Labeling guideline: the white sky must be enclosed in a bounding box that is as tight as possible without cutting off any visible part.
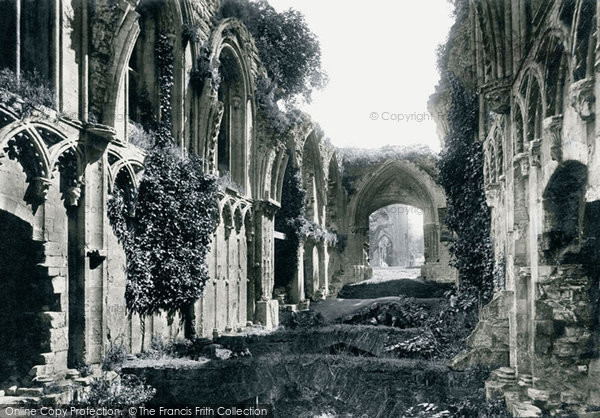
[267,0,454,152]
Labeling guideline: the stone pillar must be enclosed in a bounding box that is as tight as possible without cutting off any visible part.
[83,148,107,364]
[303,240,316,299]
[317,241,329,299]
[289,239,305,304]
[253,201,279,328]
[510,154,533,382]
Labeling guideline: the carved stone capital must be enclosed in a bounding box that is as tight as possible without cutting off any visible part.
[569,78,595,121]
[513,152,529,177]
[485,183,500,208]
[85,123,117,162]
[62,182,83,208]
[528,139,542,167]
[542,115,563,162]
[482,78,512,114]
[24,177,52,213]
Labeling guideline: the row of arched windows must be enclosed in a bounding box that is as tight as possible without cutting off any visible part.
[0,0,253,196]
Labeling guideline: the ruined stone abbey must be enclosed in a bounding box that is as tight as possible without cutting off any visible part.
[0,0,453,389]
[6,0,600,414]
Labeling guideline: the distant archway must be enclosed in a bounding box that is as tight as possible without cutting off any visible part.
[343,160,451,283]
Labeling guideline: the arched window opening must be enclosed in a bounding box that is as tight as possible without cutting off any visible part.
[127,11,159,128]
[527,80,543,143]
[0,0,55,92]
[368,204,424,272]
[216,47,247,192]
[496,130,504,177]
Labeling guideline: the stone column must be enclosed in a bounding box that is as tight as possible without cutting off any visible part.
[317,241,329,299]
[511,154,533,383]
[289,238,306,304]
[253,201,279,328]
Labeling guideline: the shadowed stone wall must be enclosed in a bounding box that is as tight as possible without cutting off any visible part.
[431,0,600,414]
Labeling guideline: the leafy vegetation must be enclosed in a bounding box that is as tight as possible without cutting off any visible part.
[128,122,154,150]
[108,142,219,340]
[338,145,439,195]
[274,160,306,288]
[342,297,429,329]
[109,30,220,341]
[437,74,494,300]
[189,42,222,97]
[0,68,55,114]
[77,374,156,407]
[255,76,305,134]
[102,340,129,372]
[219,0,327,103]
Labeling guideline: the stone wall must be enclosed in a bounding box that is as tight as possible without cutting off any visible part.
[0,0,289,387]
[432,0,600,413]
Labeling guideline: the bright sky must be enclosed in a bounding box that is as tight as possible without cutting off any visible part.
[267,0,454,152]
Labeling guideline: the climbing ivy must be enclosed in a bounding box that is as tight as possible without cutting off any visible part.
[109,29,220,340]
[274,160,306,286]
[437,74,494,300]
[108,143,219,338]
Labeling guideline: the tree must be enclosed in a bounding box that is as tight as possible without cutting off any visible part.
[220,0,328,103]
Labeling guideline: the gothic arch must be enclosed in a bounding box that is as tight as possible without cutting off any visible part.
[0,120,53,212]
[302,130,326,224]
[107,148,144,193]
[570,0,596,81]
[198,18,257,195]
[535,32,569,116]
[350,160,441,230]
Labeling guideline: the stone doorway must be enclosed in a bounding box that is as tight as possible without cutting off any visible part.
[368,204,424,269]
[0,210,46,382]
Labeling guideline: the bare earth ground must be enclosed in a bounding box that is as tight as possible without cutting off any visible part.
[124,268,500,417]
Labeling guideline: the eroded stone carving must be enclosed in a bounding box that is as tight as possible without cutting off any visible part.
[569,78,595,121]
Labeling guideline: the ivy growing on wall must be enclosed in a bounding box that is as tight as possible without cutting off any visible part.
[108,30,219,341]
[0,68,55,115]
[275,155,337,290]
[108,144,219,340]
[437,74,494,300]
[274,160,306,287]
[189,42,222,97]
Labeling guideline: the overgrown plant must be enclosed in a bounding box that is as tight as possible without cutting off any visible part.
[108,142,219,341]
[274,160,306,287]
[108,29,220,342]
[0,68,55,114]
[255,76,304,135]
[437,74,494,301]
[77,374,156,407]
[102,340,129,371]
[219,0,327,103]
[190,42,222,96]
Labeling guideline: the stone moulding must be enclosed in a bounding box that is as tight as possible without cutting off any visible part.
[569,78,595,121]
[485,182,500,207]
[529,138,542,167]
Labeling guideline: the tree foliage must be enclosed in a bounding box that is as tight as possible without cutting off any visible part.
[219,0,327,103]
[437,75,494,299]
